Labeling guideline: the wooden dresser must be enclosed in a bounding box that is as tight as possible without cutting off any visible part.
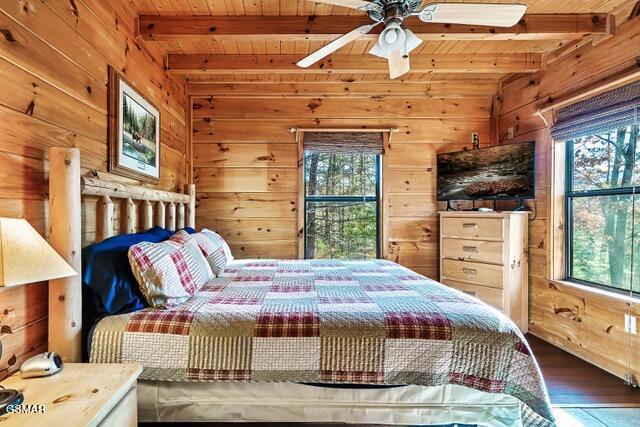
[439,211,529,331]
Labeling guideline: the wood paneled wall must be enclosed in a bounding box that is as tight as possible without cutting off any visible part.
[0,0,187,379]
[498,15,640,381]
[191,81,494,277]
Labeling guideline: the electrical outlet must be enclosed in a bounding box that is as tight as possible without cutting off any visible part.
[624,314,637,334]
[471,132,479,144]
[508,127,515,139]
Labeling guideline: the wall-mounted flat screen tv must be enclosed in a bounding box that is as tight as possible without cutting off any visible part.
[436,141,535,201]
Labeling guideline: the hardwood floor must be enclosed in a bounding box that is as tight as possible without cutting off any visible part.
[527,334,640,406]
[553,408,640,426]
[527,334,640,426]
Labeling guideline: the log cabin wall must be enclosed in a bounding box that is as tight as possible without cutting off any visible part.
[0,1,187,379]
[498,14,640,380]
[190,82,494,276]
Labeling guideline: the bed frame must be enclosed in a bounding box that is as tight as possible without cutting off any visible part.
[47,147,523,425]
[48,147,196,362]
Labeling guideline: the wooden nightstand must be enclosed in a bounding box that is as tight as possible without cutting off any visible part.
[0,363,142,427]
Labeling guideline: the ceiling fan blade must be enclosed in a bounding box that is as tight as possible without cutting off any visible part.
[419,3,527,27]
[388,49,410,79]
[404,29,423,55]
[297,23,379,68]
[306,0,381,11]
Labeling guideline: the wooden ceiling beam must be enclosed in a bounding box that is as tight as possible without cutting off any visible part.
[186,81,499,97]
[168,54,544,75]
[137,14,610,41]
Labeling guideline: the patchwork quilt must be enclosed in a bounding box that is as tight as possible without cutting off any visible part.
[90,259,554,426]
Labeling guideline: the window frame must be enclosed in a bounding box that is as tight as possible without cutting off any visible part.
[564,137,639,297]
[302,151,382,260]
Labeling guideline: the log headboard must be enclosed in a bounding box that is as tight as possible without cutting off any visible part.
[81,176,196,244]
[48,147,196,362]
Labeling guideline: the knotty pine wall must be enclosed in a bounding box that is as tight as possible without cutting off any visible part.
[0,1,187,379]
[190,82,494,278]
[498,15,640,380]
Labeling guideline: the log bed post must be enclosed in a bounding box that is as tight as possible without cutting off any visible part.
[141,200,153,230]
[167,202,177,231]
[155,200,166,228]
[49,147,82,362]
[122,198,136,234]
[97,195,114,241]
[186,184,196,229]
[177,203,186,229]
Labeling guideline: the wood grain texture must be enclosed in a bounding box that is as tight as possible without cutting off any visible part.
[0,363,142,426]
[48,148,82,363]
[139,14,610,41]
[0,0,187,379]
[498,15,640,381]
[187,81,499,97]
[193,86,488,271]
[193,96,492,119]
[170,53,543,75]
[129,0,631,83]
[193,118,490,144]
[193,143,298,168]
[528,334,640,406]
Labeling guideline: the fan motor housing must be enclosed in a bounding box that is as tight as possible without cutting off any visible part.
[368,0,423,22]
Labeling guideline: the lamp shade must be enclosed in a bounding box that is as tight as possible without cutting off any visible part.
[0,217,76,287]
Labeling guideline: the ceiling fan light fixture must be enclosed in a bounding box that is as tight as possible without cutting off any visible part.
[369,41,387,59]
[385,31,398,44]
[374,21,406,55]
[403,28,423,56]
[370,25,422,60]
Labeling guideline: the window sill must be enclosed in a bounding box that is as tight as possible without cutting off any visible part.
[550,279,640,304]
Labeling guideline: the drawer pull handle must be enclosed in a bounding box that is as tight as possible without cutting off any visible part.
[462,246,478,253]
[463,290,476,296]
[462,268,477,275]
[462,223,478,229]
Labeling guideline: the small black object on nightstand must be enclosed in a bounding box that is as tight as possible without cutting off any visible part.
[0,386,24,415]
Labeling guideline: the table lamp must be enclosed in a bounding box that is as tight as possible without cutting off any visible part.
[0,217,76,414]
[0,217,76,358]
[0,217,76,287]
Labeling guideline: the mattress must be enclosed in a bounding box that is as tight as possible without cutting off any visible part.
[138,381,523,426]
[90,259,554,426]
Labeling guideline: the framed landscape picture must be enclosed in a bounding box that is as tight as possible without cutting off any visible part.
[108,66,160,184]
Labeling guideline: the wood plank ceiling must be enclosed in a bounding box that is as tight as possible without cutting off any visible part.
[131,0,632,83]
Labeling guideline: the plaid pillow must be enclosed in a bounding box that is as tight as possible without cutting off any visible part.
[129,232,213,308]
[185,229,234,276]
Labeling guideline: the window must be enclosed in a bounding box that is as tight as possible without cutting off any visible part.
[566,124,640,295]
[304,151,381,259]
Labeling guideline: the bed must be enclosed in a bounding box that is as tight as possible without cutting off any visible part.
[89,258,554,426]
[46,155,553,427]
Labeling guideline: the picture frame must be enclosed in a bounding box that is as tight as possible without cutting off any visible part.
[108,66,161,184]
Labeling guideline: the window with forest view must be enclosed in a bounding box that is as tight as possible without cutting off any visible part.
[304,151,380,259]
[566,123,640,295]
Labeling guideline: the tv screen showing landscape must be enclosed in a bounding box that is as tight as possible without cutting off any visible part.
[437,141,535,201]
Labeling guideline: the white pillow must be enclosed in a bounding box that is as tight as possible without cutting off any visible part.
[180,229,234,276]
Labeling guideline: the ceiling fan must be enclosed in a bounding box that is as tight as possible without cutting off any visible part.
[297,1,527,79]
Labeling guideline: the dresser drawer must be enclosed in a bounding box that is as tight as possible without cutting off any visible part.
[441,259,503,289]
[441,217,503,240]
[441,238,504,265]
[443,279,504,310]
